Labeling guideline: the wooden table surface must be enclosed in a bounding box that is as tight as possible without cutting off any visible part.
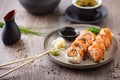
[0,0,120,80]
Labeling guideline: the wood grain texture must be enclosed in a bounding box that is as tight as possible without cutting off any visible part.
[0,0,120,80]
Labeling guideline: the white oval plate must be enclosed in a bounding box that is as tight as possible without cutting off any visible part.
[44,24,118,69]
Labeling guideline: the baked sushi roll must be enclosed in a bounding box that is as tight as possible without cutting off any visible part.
[96,35,111,49]
[71,41,87,53]
[99,28,113,43]
[66,46,84,64]
[80,30,96,41]
[75,36,93,47]
[88,42,104,63]
[95,39,106,54]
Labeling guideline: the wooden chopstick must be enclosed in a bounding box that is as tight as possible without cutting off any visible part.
[0,49,52,78]
[0,48,63,78]
[0,55,38,67]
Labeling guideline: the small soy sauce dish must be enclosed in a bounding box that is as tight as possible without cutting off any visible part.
[59,27,79,41]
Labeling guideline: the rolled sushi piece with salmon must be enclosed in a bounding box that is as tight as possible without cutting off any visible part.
[96,35,111,49]
[99,28,113,43]
[66,46,84,64]
[75,36,93,47]
[88,42,104,63]
[75,30,97,47]
[71,41,87,53]
[95,39,106,54]
[80,30,96,41]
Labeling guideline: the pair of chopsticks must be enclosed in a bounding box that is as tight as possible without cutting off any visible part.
[0,48,63,78]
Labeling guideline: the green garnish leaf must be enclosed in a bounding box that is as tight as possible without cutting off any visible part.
[19,27,40,35]
[51,48,60,56]
[87,27,101,35]
[0,22,4,28]
[0,21,40,36]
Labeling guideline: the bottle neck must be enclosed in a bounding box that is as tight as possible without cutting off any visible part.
[4,18,15,24]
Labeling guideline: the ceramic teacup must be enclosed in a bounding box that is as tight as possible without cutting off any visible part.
[72,0,102,21]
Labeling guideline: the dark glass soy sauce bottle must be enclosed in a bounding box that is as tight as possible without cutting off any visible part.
[1,10,21,45]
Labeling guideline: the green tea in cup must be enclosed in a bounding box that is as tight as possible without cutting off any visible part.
[76,0,98,7]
